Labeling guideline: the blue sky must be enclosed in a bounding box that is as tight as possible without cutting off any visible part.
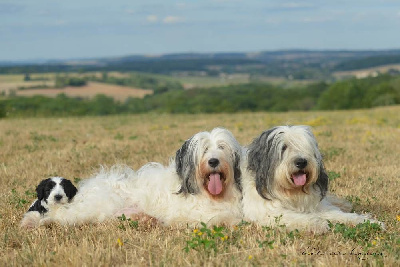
[1,0,399,61]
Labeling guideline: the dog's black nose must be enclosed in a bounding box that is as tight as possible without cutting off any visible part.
[54,195,63,201]
[208,158,220,168]
[295,158,308,169]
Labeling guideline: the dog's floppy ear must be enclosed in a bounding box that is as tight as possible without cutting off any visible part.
[175,137,198,194]
[36,178,51,201]
[303,126,329,199]
[60,179,78,201]
[247,127,278,200]
[233,152,242,192]
[315,162,329,199]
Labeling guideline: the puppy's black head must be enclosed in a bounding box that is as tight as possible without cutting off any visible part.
[60,178,78,201]
[36,178,56,202]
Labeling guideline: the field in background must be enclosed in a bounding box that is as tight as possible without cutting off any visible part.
[333,64,400,79]
[0,73,152,101]
[15,82,152,101]
[0,107,399,265]
[0,71,311,99]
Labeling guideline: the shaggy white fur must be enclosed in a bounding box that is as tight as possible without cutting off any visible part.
[37,128,243,227]
[241,125,383,233]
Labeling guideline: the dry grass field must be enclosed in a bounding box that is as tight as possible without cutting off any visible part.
[0,107,399,266]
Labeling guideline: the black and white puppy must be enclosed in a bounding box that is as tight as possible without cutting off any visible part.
[20,177,77,228]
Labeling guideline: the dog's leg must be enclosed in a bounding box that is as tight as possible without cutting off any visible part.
[317,199,385,229]
[325,194,353,212]
[278,211,330,234]
[257,207,330,234]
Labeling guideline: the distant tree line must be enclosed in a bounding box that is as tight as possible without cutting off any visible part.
[334,55,400,71]
[55,75,87,87]
[0,59,257,75]
[1,74,399,118]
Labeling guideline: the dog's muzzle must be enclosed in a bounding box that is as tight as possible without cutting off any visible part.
[292,158,308,186]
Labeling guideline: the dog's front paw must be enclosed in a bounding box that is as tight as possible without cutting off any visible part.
[38,216,54,226]
[307,218,330,234]
[20,211,41,229]
[362,215,385,230]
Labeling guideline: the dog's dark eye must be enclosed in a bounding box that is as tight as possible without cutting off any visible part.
[203,147,209,154]
[218,144,225,150]
[282,145,287,153]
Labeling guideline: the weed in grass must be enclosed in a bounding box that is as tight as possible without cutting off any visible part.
[316,130,332,137]
[327,170,341,181]
[184,222,229,254]
[116,238,124,248]
[257,234,275,249]
[118,214,138,230]
[129,135,138,140]
[5,130,19,136]
[322,147,345,161]
[114,132,124,140]
[24,189,36,198]
[73,177,81,184]
[329,221,383,248]
[281,229,301,245]
[256,217,288,249]
[30,131,57,142]
[10,189,28,208]
[24,144,39,152]
[345,195,362,210]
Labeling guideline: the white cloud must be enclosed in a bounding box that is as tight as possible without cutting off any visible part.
[301,16,332,23]
[146,15,158,23]
[54,20,68,26]
[265,17,282,25]
[163,16,184,24]
[125,9,135,15]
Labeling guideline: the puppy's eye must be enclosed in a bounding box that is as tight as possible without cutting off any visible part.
[203,147,209,154]
[218,145,225,150]
[282,145,287,152]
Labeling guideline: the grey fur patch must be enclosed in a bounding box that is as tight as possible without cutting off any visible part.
[314,161,329,199]
[247,127,279,199]
[233,152,242,192]
[175,137,199,195]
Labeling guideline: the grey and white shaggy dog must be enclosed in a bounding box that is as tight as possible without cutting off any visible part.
[241,125,383,233]
[20,177,78,228]
[22,127,243,228]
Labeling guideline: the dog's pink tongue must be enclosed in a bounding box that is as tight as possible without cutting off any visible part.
[208,173,223,195]
[292,173,307,186]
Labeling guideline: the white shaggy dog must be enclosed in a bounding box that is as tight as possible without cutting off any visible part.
[20,177,77,228]
[241,125,383,233]
[35,127,243,227]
